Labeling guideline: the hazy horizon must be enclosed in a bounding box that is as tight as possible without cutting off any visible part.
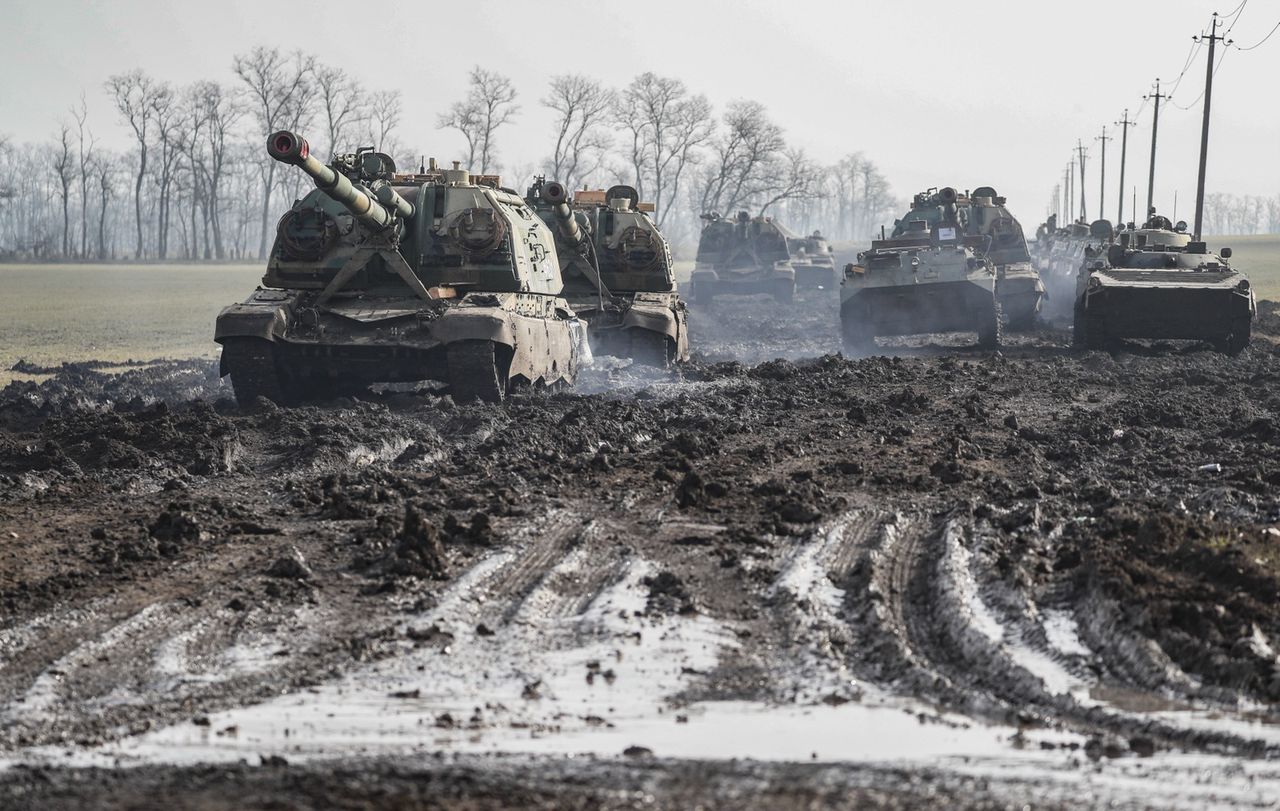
[3,0,1277,226]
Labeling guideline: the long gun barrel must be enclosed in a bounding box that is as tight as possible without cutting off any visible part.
[542,181,584,246]
[267,131,413,231]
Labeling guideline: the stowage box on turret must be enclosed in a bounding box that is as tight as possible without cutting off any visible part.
[841,187,1001,353]
[1073,212,1254,353]
[526,180,688,367]
[214,132,588,405]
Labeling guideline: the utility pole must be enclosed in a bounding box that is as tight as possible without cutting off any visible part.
[1076,140,1089,221]
[1063,167,1071,223]
[1067,158,1075,223]
[1095,126,1113,223]
[1193,13,1230,239]
[1144,79,1168,217]
[1115,109,1135,224]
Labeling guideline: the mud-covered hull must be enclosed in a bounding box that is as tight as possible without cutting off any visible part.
[996,263,1045,329]
[792,260,837,289]
[215,288,585,403]
[841,278,998,338]
[691,263,796,303]
[567,291,690,367]
[1074,272,1254,351]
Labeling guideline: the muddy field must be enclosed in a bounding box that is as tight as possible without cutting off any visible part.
[4,291,1280,809]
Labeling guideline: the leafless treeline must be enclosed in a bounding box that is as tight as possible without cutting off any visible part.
[1200,193,1280,237]
[0,53,901,261]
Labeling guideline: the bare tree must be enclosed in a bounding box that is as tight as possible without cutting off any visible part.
[438,67,518,173]
[366,89,402,153]
[313,64,364,158]
[757,148,820,214]
[106,70,165,258]
[95,155,116,259]
[233,47,315,260]
[615,73,713,228]
[184,81,242,260]
[150,86,181,260]
[696,100,785,216]
[71,96,96,258]
[52,124,75,256]
[543,74,614,191]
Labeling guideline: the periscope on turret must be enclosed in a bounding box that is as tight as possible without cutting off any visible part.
[525,179,688,367]
[214,131,589,405]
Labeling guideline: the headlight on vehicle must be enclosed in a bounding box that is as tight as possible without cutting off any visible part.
[1237,278,1251,292]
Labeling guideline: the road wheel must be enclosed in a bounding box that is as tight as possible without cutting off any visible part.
[446,340,507,403]
[977,299,1003,348]
[221,338,289,408]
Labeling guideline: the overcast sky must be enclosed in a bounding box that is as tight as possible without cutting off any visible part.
[3,0,1277,226]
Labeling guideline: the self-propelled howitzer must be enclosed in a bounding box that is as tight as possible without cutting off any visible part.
[214,131,588,405]
[526,179,689,366]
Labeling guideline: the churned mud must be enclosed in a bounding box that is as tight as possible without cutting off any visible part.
[4,292,1280,809]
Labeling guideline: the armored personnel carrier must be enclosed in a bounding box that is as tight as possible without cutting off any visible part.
[525,179,688,367]
[841,201,1001,353]
[691,212,796,304]
[784,228,838,288]
[891,187,1044,328]
[1073,212,1253,354]
[1042,219,1111,321]
[215,131,587,405]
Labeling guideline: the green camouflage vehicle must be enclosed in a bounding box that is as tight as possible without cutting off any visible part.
[525,179,689,367]
[841,198,1001,353]
[1073,212,1254,354]
[891,187,1044,328]
[215,131,588,405]
[691,211,796,304]
[784,227,838,289]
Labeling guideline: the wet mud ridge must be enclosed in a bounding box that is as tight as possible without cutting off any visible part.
[4,293,1280,808]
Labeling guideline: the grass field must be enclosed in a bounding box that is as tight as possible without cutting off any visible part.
[0,263,262,385]
[1,238,1277,386]
[1205,234,1280,300]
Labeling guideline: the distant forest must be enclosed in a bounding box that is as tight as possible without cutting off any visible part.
[0,48,904,262]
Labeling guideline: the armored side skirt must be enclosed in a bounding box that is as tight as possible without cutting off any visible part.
[841,280,995,337]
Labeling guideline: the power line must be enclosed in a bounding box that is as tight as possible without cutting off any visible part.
[1220,0,1248,20]
[1172,46,1228,110]
[1222,0,1249,35]
[1233,17,1280,50]
[1166,38,1205,99]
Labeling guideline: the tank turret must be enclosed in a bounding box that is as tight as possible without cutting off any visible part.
[267,131,413,233]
